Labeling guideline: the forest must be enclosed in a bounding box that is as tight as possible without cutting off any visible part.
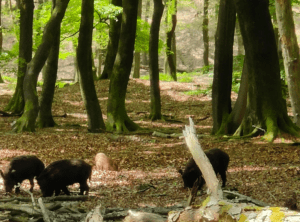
[1,0,300,221]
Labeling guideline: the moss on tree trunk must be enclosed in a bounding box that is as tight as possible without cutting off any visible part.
[12,0,70,132]
[5,0,33,114]
[233,0,299,141]
[106,0,139,132]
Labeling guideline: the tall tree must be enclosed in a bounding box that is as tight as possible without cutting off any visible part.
[275,0,300,127]
[5,0,33,114]
[106,0,139,132]
[133,0,142,79]
[36,0,60,128]
[99,0,122,80]
[164,0,177,81]
[0,0,3,84]
[232,0,299,141]
[149,0,164,120]
[212,0,236,134]
[142,0,150,65]
[12,0,70,132]
[203,0,209,66]
[77,0,105,132]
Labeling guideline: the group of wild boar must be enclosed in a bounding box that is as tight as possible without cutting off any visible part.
[0,148,230,196]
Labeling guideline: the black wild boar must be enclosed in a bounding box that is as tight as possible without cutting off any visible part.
[37,159,92,197]
[0,155,45,193]
[178,148,229,189]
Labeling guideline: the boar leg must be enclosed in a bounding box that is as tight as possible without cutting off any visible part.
[29,178,34,192]
[61,186,70,195]
[79,182,89,195]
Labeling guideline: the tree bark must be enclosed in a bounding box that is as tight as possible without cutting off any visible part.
[36,0,59,128]
[11,0,70,132]
[106,0,139,132]
[142,0,150,66]
[203,0,209,66]
[275,0,300,127]
[165,0,177,81]
[226,57,248,134]
[234,0,299,141]
[212,0,236,135]
[99,0,122,80]
[133,0,142,79]
[77,0,105,132]
[149,0,164,120]
[4,0,33,114]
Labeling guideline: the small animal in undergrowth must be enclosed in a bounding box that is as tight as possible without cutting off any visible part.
[37,159,92,197]
[178,148,229,190]
[0,155,45,193]
[94,153,118,171]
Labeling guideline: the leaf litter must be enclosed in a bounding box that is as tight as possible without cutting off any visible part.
[0,77,300,211]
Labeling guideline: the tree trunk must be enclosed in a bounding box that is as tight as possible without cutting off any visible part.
[4,0,33,114]
[212,0,236,135]
[133,0,142,79]
[11,0,70,132]
[142,0,150,66]
[99,0,122,80]
[203,0,209,66]
[106,0,139,132]
[0,0,3,83]
[234,0,299,141]
[275,0,300,127]
[165,0,177,81]
[77,0,105,132]
[221,56,248,134]
[149,0,164,121]
[36,0,59,128]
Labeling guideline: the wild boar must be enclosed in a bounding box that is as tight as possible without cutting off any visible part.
[0,155,45,193]
[37,159,92,197]
[178,148,229,189]
[94,153,118,171]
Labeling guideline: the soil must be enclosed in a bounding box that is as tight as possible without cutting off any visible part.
[1,76,300,213]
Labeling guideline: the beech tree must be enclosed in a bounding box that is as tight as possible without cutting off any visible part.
[133,0,142,79]
[99,0,122,80]
[5,0,33,114]
[106,0,139,132]
[149,0,164,120]
[77,0,105,132]
[202,0,209,66]
[212,0,236,134]
[164,0,177,81]
[37,0,60,128]
[232,0,299,141]
[12,0,70,132]
[275,0,300,127]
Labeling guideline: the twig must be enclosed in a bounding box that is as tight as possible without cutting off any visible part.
[38,198,51,222]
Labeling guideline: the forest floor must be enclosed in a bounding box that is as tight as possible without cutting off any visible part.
[0,75,300,212]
